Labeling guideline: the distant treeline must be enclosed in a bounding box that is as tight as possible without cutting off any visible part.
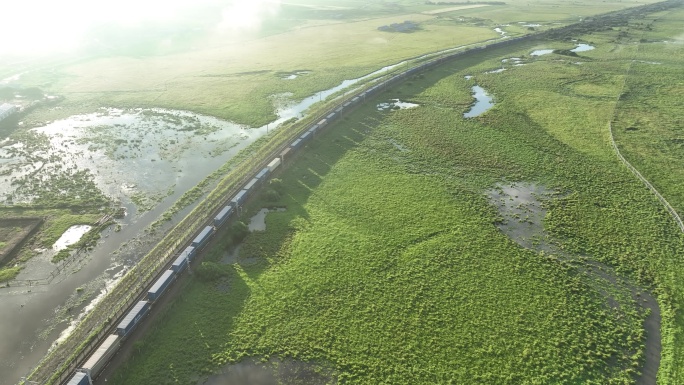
[424,1,506,5]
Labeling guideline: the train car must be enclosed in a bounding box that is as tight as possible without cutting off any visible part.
[191,226,214,249]
[267,158,281,172]
[343,101,351,108]
[299,131,312,143]
[116,301,150,337]
[214,205,234,228]
[351,96,359,104]
[231,190,248,208]
[335,107,344,114]
[67,371,89,385]
[290,138,303,150]
[80,334,121,380]
[317,118,327,128]
[255,167,270,181]
[307,126,317,136]
[183,245,196,261]
[245,177,260,192]
[148,270,175,302]
[326,112,336,120]
[279,148,291,162]
[171,251,189,273]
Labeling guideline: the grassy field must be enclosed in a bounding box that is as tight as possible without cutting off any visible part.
[608,7,684,382]
[14,0,661,128]
[107,4,684,383]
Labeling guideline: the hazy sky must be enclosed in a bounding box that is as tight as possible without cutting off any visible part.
[0,0,281,55]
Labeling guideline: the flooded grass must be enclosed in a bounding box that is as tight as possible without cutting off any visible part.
[487,182,555,252]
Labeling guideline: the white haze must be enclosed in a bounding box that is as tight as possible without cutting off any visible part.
[0,0,282,56]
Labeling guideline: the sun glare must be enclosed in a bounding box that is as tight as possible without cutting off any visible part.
[217,0,281,33]
[0,0,278,56]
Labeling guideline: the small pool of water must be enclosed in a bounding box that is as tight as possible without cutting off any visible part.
[530,49,554,56]
[464,86,494,118]
[464,75,473,80]
[248,207,286,232]
[280,70,311,80]
[485,68,506,74]
[377,99,420,111]
[52,225,92,251]
[571,43,595,52]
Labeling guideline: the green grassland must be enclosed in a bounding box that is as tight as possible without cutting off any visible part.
[108,5,684,383]
[608,7,684,382]
[16,0,661,128]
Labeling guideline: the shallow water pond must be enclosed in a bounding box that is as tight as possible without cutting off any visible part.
[53,225,92,251]
[571,43,595,52]
[464,86,494,118]
[376,99,419,111]
[280,70,311,80]
[530,49,554,56]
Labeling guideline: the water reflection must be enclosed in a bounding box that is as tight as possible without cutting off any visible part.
[464,86,494,118]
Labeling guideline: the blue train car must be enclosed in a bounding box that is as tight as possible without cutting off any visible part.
[326,112,336,120]
[343,101,351,108]
[317,118,327,128]
[351,96,360,104]
[116,301,150,337]
[148,270,175,302]
[308,124,319,134]
[231,190,248,207]
[192,226,214,249]
[335,107,344,114]
[172,252,189,273]
[182,245,196,261]
[290,138,303,149]
[214,205,233,228]
[256,167,270,181]
[300,131,312,143]
[67,372,89,385]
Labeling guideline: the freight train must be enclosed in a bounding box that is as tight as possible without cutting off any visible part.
[64,35,531,385]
